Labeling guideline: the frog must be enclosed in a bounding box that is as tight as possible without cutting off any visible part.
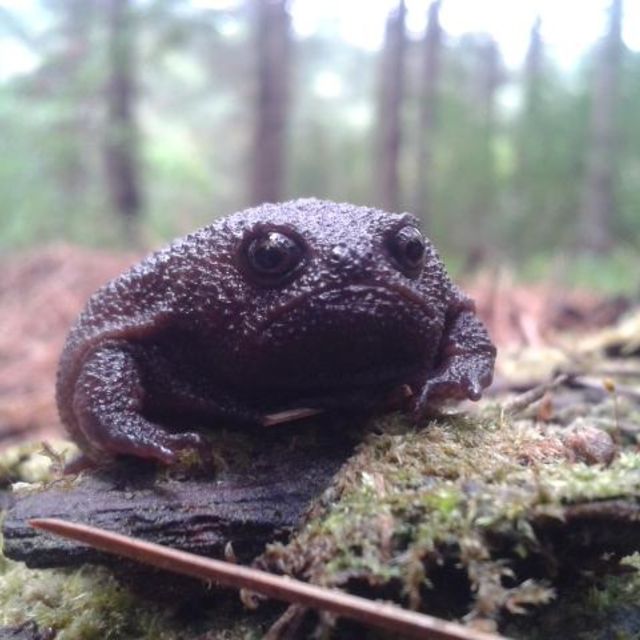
[56,198,496,465]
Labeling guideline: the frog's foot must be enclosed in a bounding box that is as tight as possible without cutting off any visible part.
[72,343,209,466]
[411,375,485,424]
[65,428,208,468]
[79,415,207,465]
[115,429,208,465]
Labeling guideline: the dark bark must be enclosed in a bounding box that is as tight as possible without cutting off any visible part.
[2,433,353,570]
[56,0,96,226]
[413,0,442,228]
[463,37,500,269]
[104,0,142,242]
[250,0,292,206]
[578,0,624,254]
[376,0,407,213]
[524,16,543,118]
[533,499,640,560]
[478,38,500,149]
[513,16,543,216]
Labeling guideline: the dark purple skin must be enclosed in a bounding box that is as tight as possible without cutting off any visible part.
[56,199,496,465]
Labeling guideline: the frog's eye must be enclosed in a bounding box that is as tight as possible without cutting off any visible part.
[388,226,426,275]
[246,231,304,283]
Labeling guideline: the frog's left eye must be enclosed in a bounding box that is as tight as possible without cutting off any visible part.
[245,231,304,283]
[388,226,426,275]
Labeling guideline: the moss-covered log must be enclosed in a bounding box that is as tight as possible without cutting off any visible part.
[257,412,640,626]
[2,381,640,639]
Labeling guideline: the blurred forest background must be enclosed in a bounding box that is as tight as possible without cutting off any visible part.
[0,0,639,291]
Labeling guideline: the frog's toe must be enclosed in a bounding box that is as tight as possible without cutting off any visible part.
[85,423,203,466]
[465,378,483,401]
[161,431,210,464]
[121,437,180,465]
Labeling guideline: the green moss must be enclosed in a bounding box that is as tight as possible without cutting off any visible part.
[0,441,76,488]
[0,562,182,639]
[0,557,272,639]
[259,410,640,621]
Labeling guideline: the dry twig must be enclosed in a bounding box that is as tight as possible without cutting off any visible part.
[568,375,640,403]
[262,408,322,427]
[502,374,569,416]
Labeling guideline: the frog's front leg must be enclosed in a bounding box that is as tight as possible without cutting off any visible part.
[413,303,496,422]
[71,342,207,465]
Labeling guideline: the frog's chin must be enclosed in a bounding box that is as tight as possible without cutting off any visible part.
[247,284,440,391]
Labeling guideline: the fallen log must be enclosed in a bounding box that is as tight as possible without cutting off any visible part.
[2,429,354,570]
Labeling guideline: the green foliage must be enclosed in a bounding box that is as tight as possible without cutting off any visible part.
[0,1,639,268]
[617,51,640,242]
[517,247,640,295]
[505,64,590,254]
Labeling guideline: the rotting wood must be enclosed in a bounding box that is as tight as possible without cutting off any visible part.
[532,499,640,558]
[3,431,354,569]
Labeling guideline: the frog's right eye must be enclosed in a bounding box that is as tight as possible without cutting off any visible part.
[387,226,426,277]
[244,231,305,285]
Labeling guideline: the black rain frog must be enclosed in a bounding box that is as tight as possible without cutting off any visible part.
[57,199,496,464]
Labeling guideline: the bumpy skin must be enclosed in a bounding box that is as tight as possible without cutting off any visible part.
[56,199,496,464]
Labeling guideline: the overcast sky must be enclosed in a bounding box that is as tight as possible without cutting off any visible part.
[1,0,638,81]
[290,0,638,68]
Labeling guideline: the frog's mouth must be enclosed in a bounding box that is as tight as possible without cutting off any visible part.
[250,283,441,391]
[261,283,432,328]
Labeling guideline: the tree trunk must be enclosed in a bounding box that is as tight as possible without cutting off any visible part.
[478,38,500,148]
[578,0,623,254]
[513,16,543,217]
[517,15,543,177]
[376,0,407,213]
[104,0,142,243]
[56,0,96,231]
[413,0,442,229]
[464,37,500,269]
[250,0,292,206]
[523,15,543,120]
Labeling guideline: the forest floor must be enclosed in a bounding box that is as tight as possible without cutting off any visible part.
[1,246,640,640]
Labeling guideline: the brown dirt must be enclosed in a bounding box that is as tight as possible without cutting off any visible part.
[0,245,137,447]
[468,271,633,349]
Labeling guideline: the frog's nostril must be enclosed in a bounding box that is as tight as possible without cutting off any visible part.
[330,244,350,263]
[330,244,375,278]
